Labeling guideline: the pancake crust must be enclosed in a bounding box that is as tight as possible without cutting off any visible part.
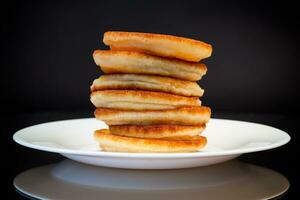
[93,50,207,81]
[94,106,211,125]
[90,90,201,110]
[94,129,207,153]
[103,31,212,62]
[109,125,206,140]
[91,74,204,97]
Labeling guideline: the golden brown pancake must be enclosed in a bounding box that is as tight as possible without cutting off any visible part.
[93,50,207,81]
[94,129,207,153]
[94,106,211,125]
[91,74,204,97]
[103,31,212,62]
[90,90,201,110]
[109,125,206,140]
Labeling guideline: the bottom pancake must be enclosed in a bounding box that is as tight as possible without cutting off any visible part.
[109,125,206,140]
[94,129,207,153]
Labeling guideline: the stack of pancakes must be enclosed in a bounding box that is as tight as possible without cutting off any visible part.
[91,31,212,153]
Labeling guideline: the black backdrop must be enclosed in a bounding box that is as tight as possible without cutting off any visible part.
[2,0,300,198]
[2,0,299,114]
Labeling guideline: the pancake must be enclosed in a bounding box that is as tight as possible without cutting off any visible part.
[91,74,204,97]
[94,106,211,125]
[90,90,201,110]
[103,31,212,62]
[93,50,207,81]
[109,125,206,140]
[94,129,207,153]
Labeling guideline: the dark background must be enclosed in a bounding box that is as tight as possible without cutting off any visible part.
[1,0,299,199]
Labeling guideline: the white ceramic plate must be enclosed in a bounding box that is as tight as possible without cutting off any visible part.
[13,118,290,169]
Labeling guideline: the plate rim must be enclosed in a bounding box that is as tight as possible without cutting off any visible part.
[13,118,291,158]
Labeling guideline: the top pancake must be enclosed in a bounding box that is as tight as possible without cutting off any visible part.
[93,50,207,81]
[103,31,212,62]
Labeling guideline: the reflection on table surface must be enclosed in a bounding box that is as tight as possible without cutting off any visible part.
[14,159,289,200]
